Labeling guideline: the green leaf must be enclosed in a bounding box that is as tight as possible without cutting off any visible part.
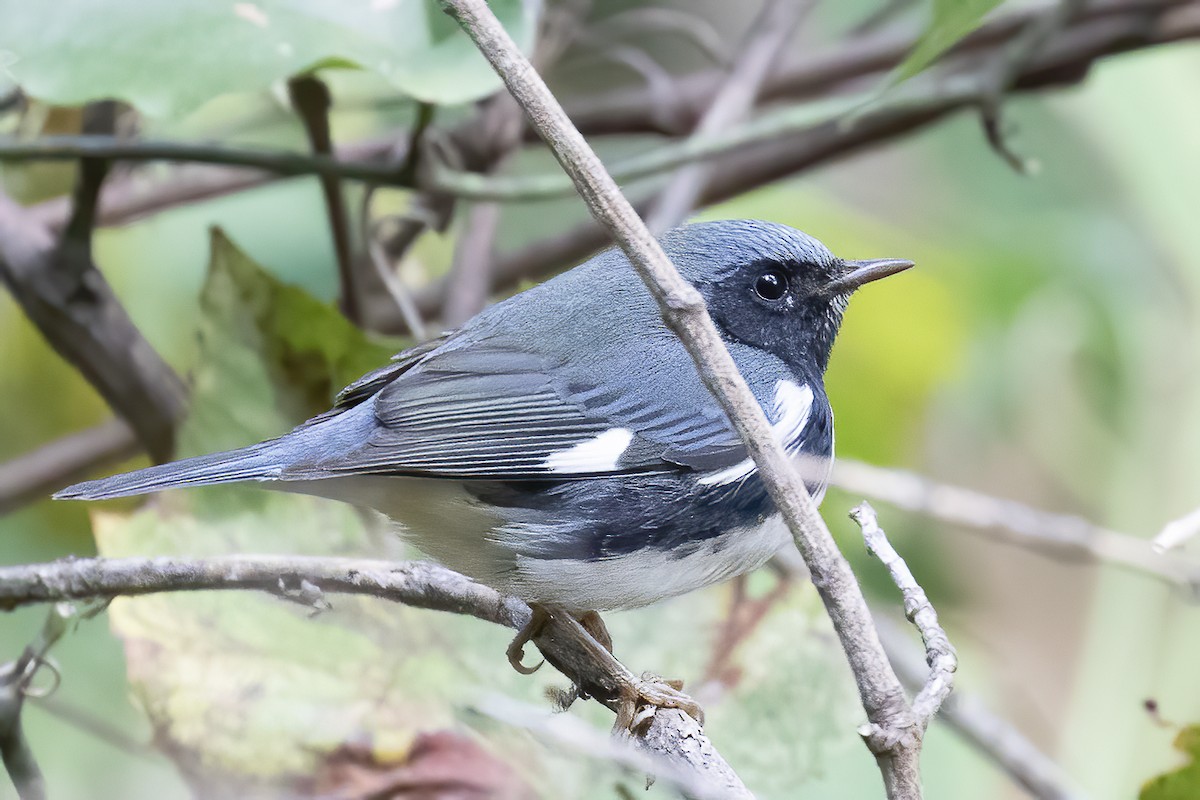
[1141,726,1200,800]
[180,228,399,457]
[0,0,539,117]
[889,0,1005,87]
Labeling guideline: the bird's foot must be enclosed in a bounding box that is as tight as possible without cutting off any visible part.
[614,672,705,734]
[506,604,551,675]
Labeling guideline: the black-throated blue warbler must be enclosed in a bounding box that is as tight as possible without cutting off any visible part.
[57,219,910,718]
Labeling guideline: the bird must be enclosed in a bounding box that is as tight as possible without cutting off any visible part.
[57,219,911,723]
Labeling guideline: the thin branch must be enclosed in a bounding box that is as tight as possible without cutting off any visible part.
[831,459,1200,598]
[442,200,503,327]
[645,0,813,233]
[0,604,78,800]
[0,555,751,796]
[0,420,138,515]
[430,0,1200,205]
[0,136,414,186]
[363,197,430,341]
[288,75,364,326]
[874,616,1085,800]
[850,503,956,727]
[438,1,922,797]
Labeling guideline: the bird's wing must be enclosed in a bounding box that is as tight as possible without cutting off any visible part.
[288,341,747,481]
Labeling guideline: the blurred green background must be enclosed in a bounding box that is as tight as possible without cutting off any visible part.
[2,0,1199,798]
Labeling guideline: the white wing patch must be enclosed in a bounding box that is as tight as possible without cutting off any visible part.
[543,428,634,474]
[698,381,814,486]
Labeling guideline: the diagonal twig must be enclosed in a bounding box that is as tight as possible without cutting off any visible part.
[0,420,139,515]
[850,503,956,729]
[0,189,185,462]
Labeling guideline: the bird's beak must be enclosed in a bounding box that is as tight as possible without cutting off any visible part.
[825,257,914,294]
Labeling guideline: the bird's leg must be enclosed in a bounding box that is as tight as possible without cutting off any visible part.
[507,603,550,675]
[558,611,704,732]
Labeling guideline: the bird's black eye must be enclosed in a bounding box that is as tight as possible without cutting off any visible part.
[753,268,788,301]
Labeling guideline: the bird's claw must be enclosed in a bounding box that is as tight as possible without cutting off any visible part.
[614,671,704,734]
[506,605,550,675]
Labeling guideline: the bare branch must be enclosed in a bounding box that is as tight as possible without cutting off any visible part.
[0,136,413,187]
[288,75,364,326]
[0,191,185,462]
[646,0,813,233]
[832,459,1200,598]
[25,135,401,231]
[0,555,751,796]
[850,503,956,727]
[438,0,920,795]
[0,420,138,515]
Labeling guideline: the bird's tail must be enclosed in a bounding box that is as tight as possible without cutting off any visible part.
[54,441,287,501]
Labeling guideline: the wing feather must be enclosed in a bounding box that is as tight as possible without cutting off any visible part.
[299,339,748,480]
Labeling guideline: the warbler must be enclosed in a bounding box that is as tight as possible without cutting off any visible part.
[57,219,909,708]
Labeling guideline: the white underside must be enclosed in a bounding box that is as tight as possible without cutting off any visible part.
[504,513,794,611]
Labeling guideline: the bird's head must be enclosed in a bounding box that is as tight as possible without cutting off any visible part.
[663,220,912,377]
